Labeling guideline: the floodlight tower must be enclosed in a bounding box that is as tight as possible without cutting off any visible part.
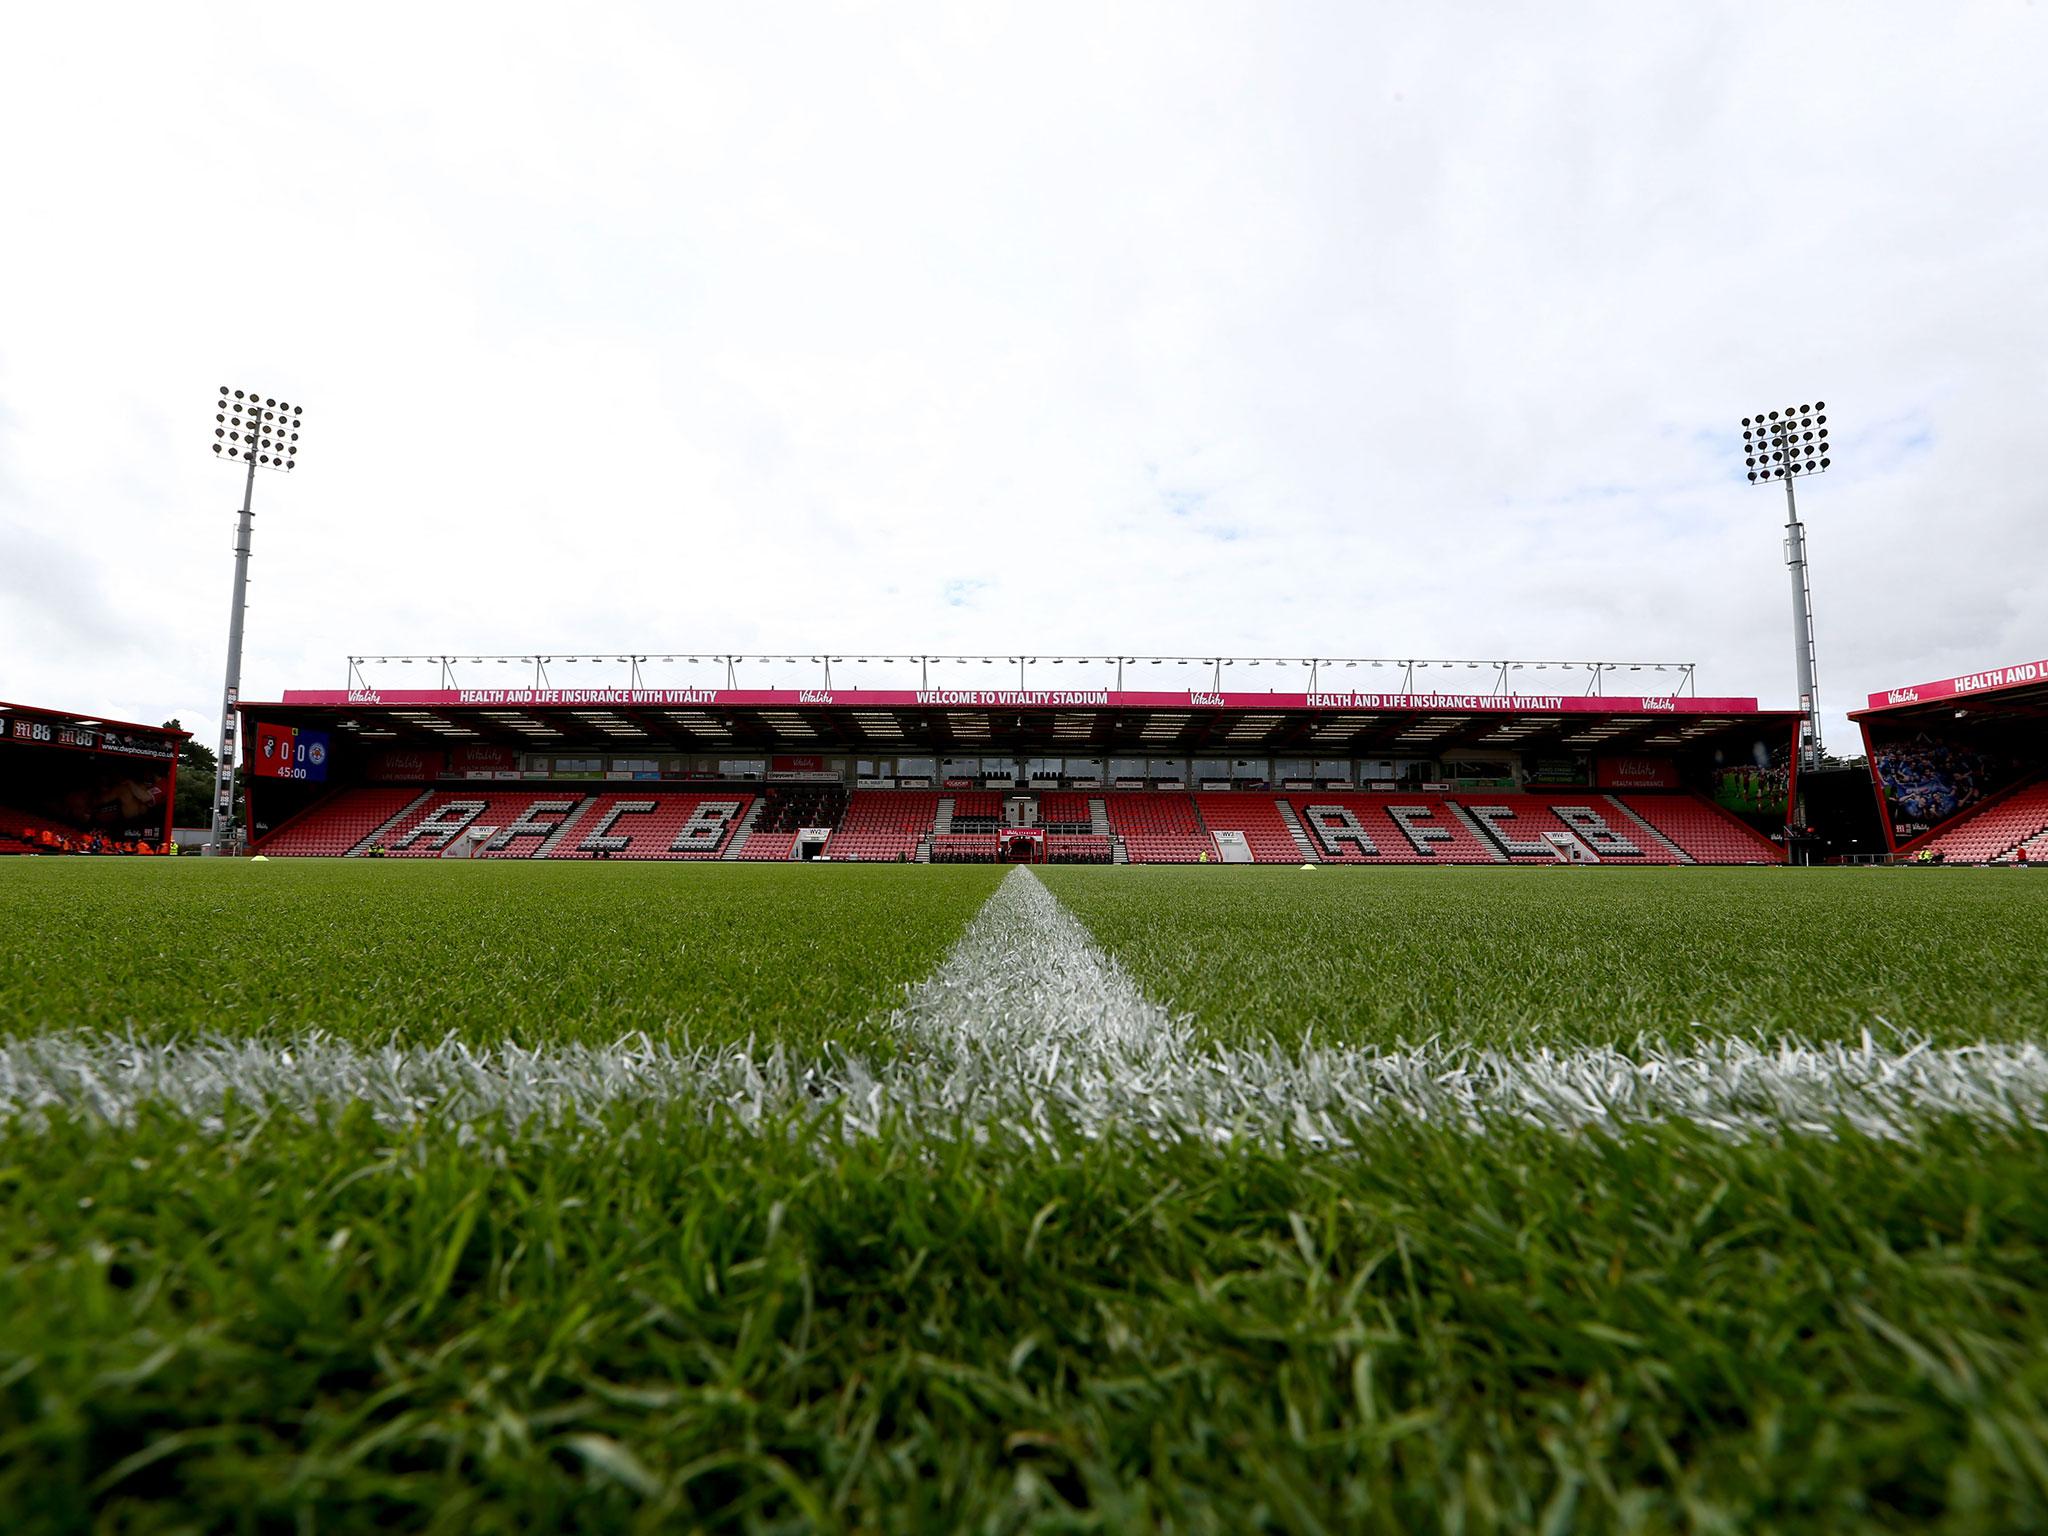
[1741,402,1830,772]
[206,386,304,852]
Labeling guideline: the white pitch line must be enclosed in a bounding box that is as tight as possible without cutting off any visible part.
[890,865,1183,1071]
[5,1025,2048,1145]
[6,867,2048,1142]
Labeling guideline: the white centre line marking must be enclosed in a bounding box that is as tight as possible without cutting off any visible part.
[5,869,2048,1142]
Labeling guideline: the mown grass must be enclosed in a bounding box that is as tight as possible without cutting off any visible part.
[1040,866,2048,1051]
[8,860,2048,1531]
[4,1105,2046,1534]
[0,861,1004,1052]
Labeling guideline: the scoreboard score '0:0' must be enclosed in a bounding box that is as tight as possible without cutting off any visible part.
[252,722,330,782]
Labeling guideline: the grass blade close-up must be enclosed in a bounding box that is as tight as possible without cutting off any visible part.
[5,861,2048,1531]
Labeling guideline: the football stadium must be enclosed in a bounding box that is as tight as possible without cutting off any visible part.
[9,7,2048,1532]
[231,662,1799,866]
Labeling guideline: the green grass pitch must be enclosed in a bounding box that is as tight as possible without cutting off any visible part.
[1037,864,2048,1050]
[0,861,1005,1054]
[5,859,2048,1533]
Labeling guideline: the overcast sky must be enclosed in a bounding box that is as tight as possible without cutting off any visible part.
[3,2,2044,754]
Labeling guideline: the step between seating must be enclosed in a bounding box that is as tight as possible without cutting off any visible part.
[535,796,599,858]
[722,798,766,860]
[1604,795,1694,864]
[1274,801,1320,862]
[1444,801,1509,862]
[346,789,436,857]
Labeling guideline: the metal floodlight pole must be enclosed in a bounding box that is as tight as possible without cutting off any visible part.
[206,386,303,853]
[1740,401,1831,770]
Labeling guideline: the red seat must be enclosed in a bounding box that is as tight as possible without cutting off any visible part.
[931,832,998,862]
[1103,793,1212,863]
[544,792,752,860]
[1617,793,1783,864]
[254,787,424,856]
[1046,833,1112,863]
[374,790,587,857]
[1194,792,1301,863]
[1918,781,2048,863]
[1283,793,1497,863]
[825,791,940,861]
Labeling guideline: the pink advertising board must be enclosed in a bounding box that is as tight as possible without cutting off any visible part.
[276,686,1766,716]
[1864,658,2048,712]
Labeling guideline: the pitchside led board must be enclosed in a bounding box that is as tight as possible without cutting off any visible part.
[252,722,329,782]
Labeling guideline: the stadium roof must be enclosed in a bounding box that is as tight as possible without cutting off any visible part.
[1852,656,2048,727]
[254,686,1795,758]
[0,701,187,761]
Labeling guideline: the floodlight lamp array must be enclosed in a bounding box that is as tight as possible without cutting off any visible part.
[1741,401,1829,482]
[212,386,304,470]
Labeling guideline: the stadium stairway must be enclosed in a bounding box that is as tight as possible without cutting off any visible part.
[1602,796,1694,863]
[353,789,438,854]
[721,798,766,859]
[1499,790,1684,865]
[1273,800,1320,861]
[534,797,599,858]
[1616,793,1782,864]
[475,797,588,858]
[243,787,428,857]
[1444,802,1513,861]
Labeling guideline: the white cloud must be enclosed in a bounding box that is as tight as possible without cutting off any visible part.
[2,1,2044,753]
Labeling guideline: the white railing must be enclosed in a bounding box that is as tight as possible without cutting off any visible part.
[344,653,1700,697]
